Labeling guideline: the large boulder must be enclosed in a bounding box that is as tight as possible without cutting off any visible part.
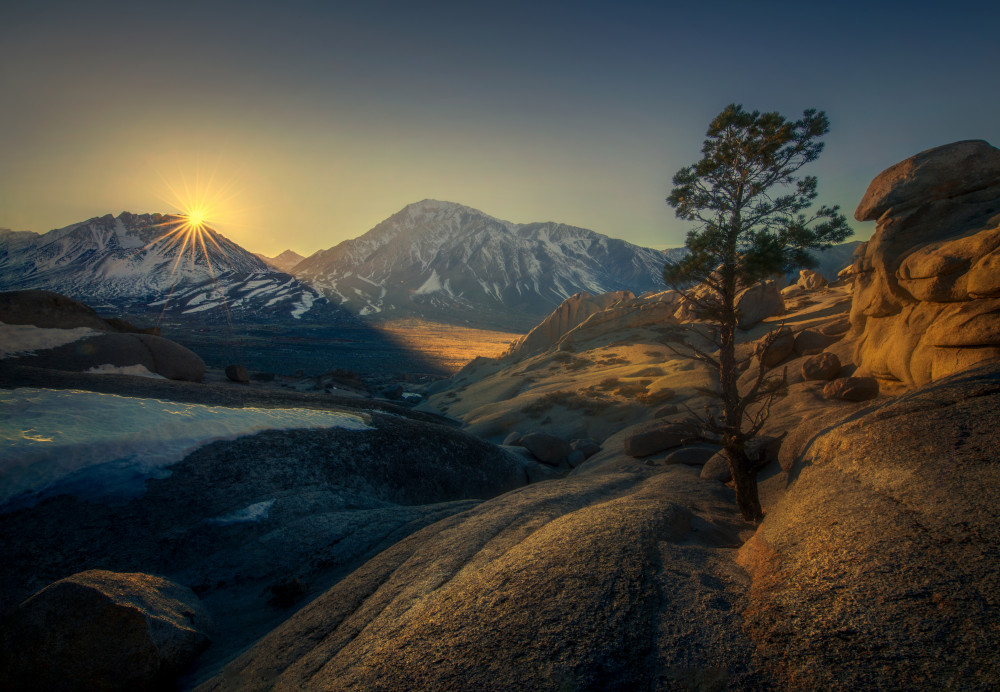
[855,139,1000,222]
[0,570,211,691]
[699,452,732,482]
[849,140,1000,386]
[792,328,834,356]
[736,280,785,330]
[0,289,154,334]
[520,432,572,466]
[757,327,794,367]
[796,269,828,291]
[623,421,691,457]
[14,332,206,382]
[801,352,841,381]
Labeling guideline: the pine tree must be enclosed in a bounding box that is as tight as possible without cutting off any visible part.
[664,104,852,522]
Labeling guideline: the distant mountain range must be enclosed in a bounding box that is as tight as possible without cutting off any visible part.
[293,200,679,330]
[0,212,332,324]
[0,203,861,332]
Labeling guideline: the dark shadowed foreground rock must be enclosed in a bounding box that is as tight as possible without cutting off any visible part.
[0,389,532,686]
[197,466,763,691]
[519,431,572,465]
[14,332,206,382]
[0,569,211,691]
[224,364,250,383]
[0,289,115,331]
[700,452,732,482]
[739,363,1000,689]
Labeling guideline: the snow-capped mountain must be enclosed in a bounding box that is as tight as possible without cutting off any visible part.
[0,212,328,323]
[255,249,306,273]
[294,200,674,330]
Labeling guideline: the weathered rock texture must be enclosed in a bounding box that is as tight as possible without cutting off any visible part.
[850,140,1000,385]
[196,467,764,691]
[0,569,211,691]
[505,291,633,358]
[739,363,1000,689]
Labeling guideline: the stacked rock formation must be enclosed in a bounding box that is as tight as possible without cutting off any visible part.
[850,140,1000,386]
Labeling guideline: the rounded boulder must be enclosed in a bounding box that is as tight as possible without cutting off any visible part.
[0,570,212,692]
[520,432,572,466]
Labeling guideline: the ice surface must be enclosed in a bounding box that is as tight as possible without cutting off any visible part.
[0,388,372,510]
[0,322,98,358]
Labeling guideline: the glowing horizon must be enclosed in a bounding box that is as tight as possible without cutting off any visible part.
[1,2,997,257]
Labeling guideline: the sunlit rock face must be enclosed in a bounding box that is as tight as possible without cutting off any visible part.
[850,140,1000,386]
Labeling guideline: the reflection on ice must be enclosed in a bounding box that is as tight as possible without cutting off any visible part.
[0,388,372,510]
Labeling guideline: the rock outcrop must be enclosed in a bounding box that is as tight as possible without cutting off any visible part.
[740,363,1000,688]
[1,290,206,381]
[195,466,763,692]
[504,291,633,358]
[850,140,1000,386]
[0,569,211,691]
[735,280,785,330]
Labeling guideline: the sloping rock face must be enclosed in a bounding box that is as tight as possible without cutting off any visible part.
[505,290,632,358]
[739,363,1000,688]
[0,397,533,685]
[850,140,1000,385]
[0,570,211,691]
[197,467,765,691]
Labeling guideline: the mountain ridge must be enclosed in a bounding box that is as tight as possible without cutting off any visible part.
[0,212,329,323]
[293,199,678,330]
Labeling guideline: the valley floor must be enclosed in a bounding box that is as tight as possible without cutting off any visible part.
[373,319,523,373]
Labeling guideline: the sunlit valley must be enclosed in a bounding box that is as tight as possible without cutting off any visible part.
[2,2,1000,690]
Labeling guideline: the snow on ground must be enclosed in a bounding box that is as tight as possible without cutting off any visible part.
[208,498,276,524]
[0,388,373,509]
[0,322,98,358]
[85,364,167,379]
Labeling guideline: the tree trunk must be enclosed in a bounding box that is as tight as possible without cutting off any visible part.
[726,446,763,523]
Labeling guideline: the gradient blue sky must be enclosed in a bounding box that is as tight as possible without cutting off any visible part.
[2,0,998,255]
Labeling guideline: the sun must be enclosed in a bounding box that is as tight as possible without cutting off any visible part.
[186,209,208,228]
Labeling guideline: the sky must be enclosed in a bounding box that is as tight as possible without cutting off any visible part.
[2,0,998,256]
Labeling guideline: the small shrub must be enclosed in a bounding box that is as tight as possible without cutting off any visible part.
[633,366,666,377]
[595,377,621,391]
[613,379,652,398]
[565,358,590,371]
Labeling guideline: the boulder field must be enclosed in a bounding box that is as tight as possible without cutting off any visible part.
[3,140,1000,689]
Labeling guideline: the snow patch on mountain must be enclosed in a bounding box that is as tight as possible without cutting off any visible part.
[293,200,673,329]
[0,213,326,322]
